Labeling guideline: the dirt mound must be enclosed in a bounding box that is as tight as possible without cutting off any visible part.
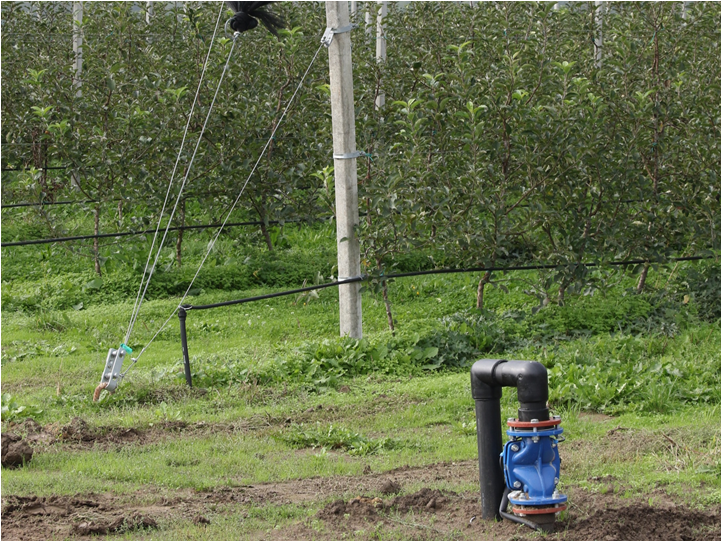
[18,418,43,434]
[391,488,452,512]
[60,417,94,441]
[73,513,158,536]
[379,479,401,495]
[566,504,721,541]
[317,496,384,521]
[1,432,33,468]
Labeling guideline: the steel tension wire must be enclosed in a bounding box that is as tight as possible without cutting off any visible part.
[125,4,225,346]
[119,33,243,378]
[124,41,326,374]
[127,27,243,346]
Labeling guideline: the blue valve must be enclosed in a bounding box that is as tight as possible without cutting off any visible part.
[501,416,567,517]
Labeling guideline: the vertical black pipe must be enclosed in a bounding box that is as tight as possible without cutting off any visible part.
[474,396,504,519]
[178,307,192,388]
[471,363,506,520]
[471,359,550,522]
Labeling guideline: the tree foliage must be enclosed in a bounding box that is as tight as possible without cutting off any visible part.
[2,2,718,321]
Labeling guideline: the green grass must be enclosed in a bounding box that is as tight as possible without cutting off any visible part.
[2,223,720,538]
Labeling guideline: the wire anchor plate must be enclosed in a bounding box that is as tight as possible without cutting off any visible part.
[95,344,132,400]
[321,24,357,47]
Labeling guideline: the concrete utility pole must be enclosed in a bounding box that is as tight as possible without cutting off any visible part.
[375,1,387,109]
[325,1,363,338]
[72,1,83,97]
[350,1,358,18]
[594,1,603,68]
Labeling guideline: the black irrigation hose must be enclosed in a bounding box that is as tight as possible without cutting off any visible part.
[1,165,76,171]
[184,277,364,311]
[2,199,117,209]
[1,190,231,209]
[0,220,285,247]
[2,211,334,246]
[381,255,710,280]
[183,255,714,311]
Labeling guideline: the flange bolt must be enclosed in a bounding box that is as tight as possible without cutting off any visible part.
[513,481,522,488]
[511,444,520,452]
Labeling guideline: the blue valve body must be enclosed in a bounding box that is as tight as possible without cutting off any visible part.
[502,425,567,507]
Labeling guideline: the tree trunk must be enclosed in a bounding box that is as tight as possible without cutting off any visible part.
[558,284,566,305]
[260,220,274,251]
[476,271,492,309]
[117,200,123,221]
[636,263,650,293]
[176,198,185,268]
[93,204,101,276]
[381,279,395,335]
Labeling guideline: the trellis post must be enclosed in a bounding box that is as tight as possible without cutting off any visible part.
[326,1,363,338]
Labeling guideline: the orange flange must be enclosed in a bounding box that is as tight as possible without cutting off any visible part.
[512,503,567,515]
[507,418,562,429]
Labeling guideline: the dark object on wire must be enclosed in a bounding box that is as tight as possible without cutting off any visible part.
[225,2,285,36]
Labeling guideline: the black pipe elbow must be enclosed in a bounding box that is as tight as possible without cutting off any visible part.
[495,360,548,405]
[470,359,505,400]
[471,359,549,422]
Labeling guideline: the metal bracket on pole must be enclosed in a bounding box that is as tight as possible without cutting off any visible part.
[337,275,364,282]
[321,23,357,47]
[333,150,365,160]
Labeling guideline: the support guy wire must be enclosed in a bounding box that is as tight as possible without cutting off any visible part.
[121,41,326,376]
[125,5,224,345]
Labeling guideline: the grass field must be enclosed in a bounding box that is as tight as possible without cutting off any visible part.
[2,224,720,539]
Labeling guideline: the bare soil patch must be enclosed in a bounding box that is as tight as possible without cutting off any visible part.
[1,495,161,541]
[286,488,720,541]
[7,417,249,452]
[2,460,719,540]
[6,406,368,454]
[564,504,721,541]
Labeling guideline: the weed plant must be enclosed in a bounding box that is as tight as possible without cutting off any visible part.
[278,423,397,456]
